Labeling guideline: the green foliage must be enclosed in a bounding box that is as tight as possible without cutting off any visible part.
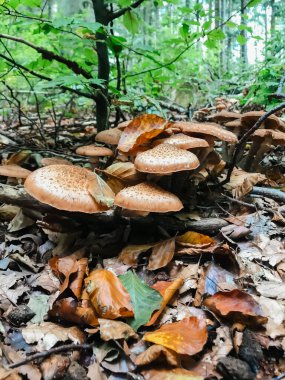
[119,271,162,331]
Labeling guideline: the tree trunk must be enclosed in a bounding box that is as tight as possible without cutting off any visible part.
[91,0,110,131]
[240,0,247,68]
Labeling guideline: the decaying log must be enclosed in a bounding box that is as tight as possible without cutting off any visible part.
[0,184,229,234]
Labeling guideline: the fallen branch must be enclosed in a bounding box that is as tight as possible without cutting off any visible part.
[250,186,285,203]
[8,343,92,369]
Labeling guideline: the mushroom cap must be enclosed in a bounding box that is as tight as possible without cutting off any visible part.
[152,133,209,150]
[114,182,183,212]
[41,157,72,166]
[76,145,113,157]
[216,103,226,111]
[207,111,241,123]
[95,127,122,145]
[117,120,131,130]
[241,111,280,129]
[251,129,285,144]
[134,144,200,174]
[173,122,238,143]
[224,120,243,128]
[24,165,113,213]
[0,165,32,178]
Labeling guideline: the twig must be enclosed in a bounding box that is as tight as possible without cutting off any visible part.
[251,186,285,203]
[271,374,285,380]
[110,0,146,20]
[219,102,285,186]
[8,343,92,369]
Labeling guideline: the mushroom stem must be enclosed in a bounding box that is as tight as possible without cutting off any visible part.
[244,141,260,171]
[250,142,272,171]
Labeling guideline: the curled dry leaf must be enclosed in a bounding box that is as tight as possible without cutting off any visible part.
[85,269,134,319]
[103,162,144,183]
[204,289,268,326]
[142,368,204,380]
[144,317,208,355]
[147,238,176,271]
[118,243,155,266]
[135,344,180,367]
[21,322,85,351]
[224,168,266,199]
[118,114,170,153]
[98,319,138,341]
[176,231,216,248]
[49,256,88,300]
[50,297,99,326]
[146,279,184,326]
[87,173,115,208]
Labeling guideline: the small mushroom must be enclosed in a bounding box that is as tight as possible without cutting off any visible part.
[241,111,280,130]
[152,133,209,150]
[0,164,32,184]
[114,182,183,213]
[75,145,113,166]
[24,165,114,213]
[207,111,241,124]
[95,127,122,146]
[134,144,199,174]
[41,157,72,166]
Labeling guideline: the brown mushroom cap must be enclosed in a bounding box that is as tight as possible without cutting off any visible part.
[0,165,32,178]
[224,120,243,128]
[241,111,280,129]
[251,129,285,144]
[173,122,238,143]
[207,111,241,123]
[152,133,209,150]
[41,157,72,166]
[95,127,122,145]
[76,145,113,157]
[24,165,113,213]
[117,120,131,130]
[114,182,183,212]
[134,144,200,174]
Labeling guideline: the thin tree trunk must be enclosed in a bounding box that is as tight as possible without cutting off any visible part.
[240,0,248,68]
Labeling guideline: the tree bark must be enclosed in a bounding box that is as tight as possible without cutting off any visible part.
[240,0,248,67]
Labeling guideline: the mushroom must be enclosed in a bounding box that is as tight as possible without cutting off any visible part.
[152,133,209,150]
[0,164,32,184]
[114,182,183,213]
[134,144,199,174]
[117,120,131,130]
[24,165,114,213]
[241,111,280,130]
[244,129,285,171]
[75,145,113,167]
[207,111,241,124]
[41,157,72,166]
[95,127,122,146]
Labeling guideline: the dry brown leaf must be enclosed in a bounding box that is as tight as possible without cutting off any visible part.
[98,319,138,341]
[85,269,133,319]
[21,322,85,351]
[118,243,155,266]
[146,279,184,326]
[135,344,180,367]
[118,114,170,153]
[0,366,21,380]
[40,354,70,380]
[142,368,204,380]
[176,231,215,248]
[204,289,268,326]
[148,238,176,270]
[144,317,208,355]
[256,281,285,300]
[224,168,266,199]
[103,162,143,183]
[87,361,107,380]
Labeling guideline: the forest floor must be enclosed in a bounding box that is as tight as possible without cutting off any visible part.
[0,106,284,380]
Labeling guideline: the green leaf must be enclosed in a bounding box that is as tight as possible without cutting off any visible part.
[0,0,6,5]
[226,21,236,28]
[236,35,247,45]
[209,29,225,40]
[202,20,212,30]
[204,38,217,49]
[123,10,139,35]
[119,271,162,331]
[179,23,189,39]
[248,0,262,7]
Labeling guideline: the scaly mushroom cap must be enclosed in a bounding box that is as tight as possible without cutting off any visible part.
[76,145,113,157]
[241,111,280,129]
[224,120,243,128]
[95,127,122,145]
[0,165,31,178]
[152,133,209,150]
[173,122,238,143]
[134,144,199,174]
[115,182,183,212]
[251,129,285,144]
[207,111,241,123]
[41,157,72,166]
[24,165,112,213]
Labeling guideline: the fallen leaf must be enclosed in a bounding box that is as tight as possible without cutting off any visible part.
[0,366,21,380]
[27,294,50,324]
[85,269,134,319]
[148,238,176,270]
[204,289,268,326]
[87,173,115,207]
[40,354,70,380]
[256,281,285,299]
[146,279,184,326]
[142,367,204,380]
[103,162,143,183]
[118,114,170,153]
[21,322,85,351]
[135,345,180,367]
[118,243,155,267]
[224,168,266,199]
[143,317,208,355]
[87,361,107,380]
[98,319,138,341]
[119,271,162,331]
[176,231,215,248]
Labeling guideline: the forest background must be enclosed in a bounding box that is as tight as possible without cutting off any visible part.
[0,0,283,132]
